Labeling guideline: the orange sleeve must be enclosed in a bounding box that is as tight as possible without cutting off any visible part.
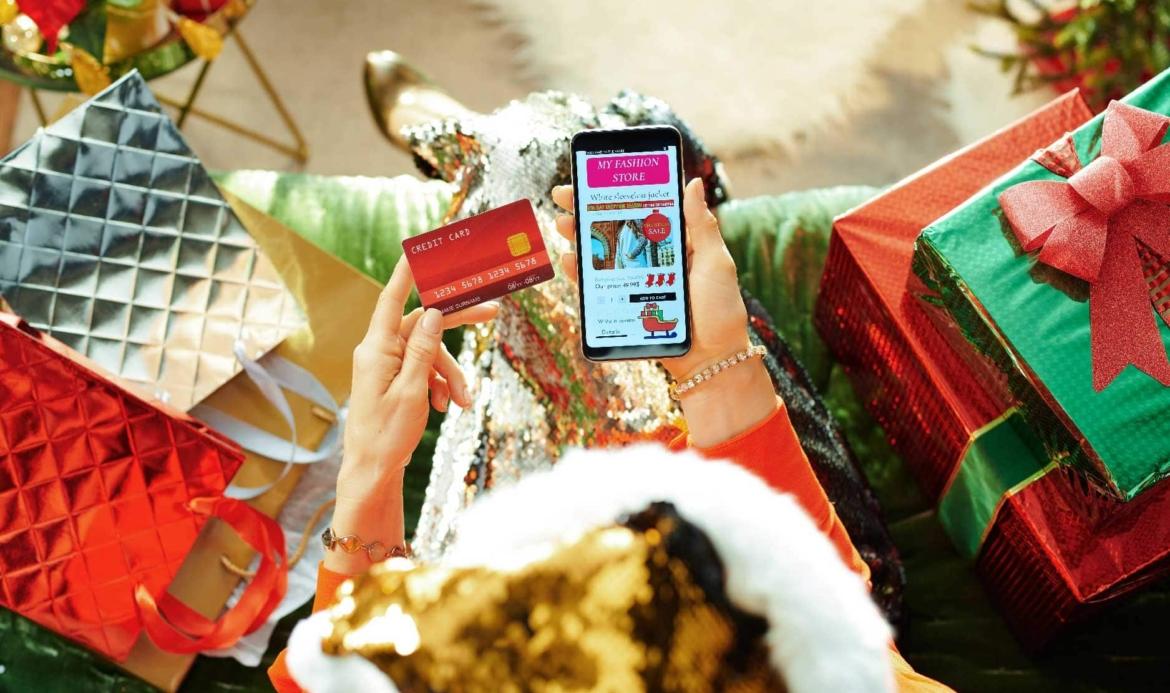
[268,563,352,693]
[670,398,870,585]
[674,399,951,692]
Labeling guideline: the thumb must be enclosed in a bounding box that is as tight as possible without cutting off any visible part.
[683,178,722,252]
[396,308,444,396]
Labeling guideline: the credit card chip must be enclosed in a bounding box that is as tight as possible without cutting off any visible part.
[507,232,531,257]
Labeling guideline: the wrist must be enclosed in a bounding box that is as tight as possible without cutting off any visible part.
[677,357,779,448]
[326,475,406,575]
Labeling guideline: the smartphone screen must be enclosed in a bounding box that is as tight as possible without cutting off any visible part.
[570,126,692,361]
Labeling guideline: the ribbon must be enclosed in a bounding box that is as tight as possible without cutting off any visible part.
[936,409,1050,559]
[192,344,345,500]
[998,101,1170,391]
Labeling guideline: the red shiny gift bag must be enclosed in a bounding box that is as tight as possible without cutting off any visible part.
[0,313,286,661]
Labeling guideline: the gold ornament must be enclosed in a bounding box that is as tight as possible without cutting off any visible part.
[222,0,249,20]
[104,0,170,64]
[2,14,42,55]
[176,16,222,60]
[321,510,782,691]
[70,48,111,95]
[0,0,18,26]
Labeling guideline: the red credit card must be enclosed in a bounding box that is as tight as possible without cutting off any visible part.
[402,199,555,314]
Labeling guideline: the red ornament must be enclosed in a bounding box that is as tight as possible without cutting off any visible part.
[171,0,230,21]
[642,209,671,243]
[998,100,1170,391]
[18,0,85,53]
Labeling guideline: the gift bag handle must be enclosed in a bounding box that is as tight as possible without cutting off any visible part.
[135,496,288,654]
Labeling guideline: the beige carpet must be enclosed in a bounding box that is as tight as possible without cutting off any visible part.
[9,0,1053,198]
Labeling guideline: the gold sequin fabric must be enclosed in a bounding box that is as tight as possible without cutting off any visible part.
[321,503,783,692]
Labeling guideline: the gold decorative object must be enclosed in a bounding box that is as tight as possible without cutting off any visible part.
[2,14,41,55]
[2,1,309,163]
[68,46,110,94]
[364,50,472,149]
[175,16,224,60]
[104,0,170,64]
[0,0,18,26]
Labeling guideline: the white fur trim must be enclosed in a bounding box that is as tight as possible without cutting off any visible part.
[286,609,399,693]
[289,445,894,692]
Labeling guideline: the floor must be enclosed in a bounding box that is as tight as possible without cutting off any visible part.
[5,0,1052,199]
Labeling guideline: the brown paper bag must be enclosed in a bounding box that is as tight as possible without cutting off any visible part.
[117,192,382,690]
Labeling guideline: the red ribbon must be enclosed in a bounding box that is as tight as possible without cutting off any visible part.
[999,101,1170,391]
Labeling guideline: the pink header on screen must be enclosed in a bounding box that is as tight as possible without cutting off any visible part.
[586,154,670,187]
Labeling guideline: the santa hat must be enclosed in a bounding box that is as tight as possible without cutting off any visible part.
[286,445,894,692]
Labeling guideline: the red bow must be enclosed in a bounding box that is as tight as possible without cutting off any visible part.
[999,101,1170,391]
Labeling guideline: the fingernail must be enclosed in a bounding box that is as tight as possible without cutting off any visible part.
[421,308,442,333]
[459,384,471,405]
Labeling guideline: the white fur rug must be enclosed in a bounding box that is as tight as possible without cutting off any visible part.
[470,0,1055,174]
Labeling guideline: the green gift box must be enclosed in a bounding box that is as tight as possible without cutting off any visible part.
[915,68,1170,501]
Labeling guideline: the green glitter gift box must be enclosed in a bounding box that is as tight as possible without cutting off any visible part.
[915,68,1170,501]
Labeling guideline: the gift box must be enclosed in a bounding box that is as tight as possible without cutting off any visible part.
[815,91,1170,648]
[915,68,1170,501]
[816,90,1093,500]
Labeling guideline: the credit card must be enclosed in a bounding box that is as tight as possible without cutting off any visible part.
[402,199,555,314]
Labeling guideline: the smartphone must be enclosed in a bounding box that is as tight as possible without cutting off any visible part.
[570,126,692,361]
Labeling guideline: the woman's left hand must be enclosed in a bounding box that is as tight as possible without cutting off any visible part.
[328,256,498,574]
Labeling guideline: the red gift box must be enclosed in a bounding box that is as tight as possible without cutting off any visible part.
[0,314,286,661]
[816,90,1092,500]
[815,91,1170,647]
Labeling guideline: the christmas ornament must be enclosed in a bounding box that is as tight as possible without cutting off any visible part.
[976,0,1170,110]
[0,0,250,93]
[2,13,42,55]
[68,44,108,93]
[18,0,84,53]
[642,208,670,242]
[175,15,222,60]
[0,0,19,25]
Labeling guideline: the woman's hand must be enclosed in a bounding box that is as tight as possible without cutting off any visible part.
[552,178,779,447]
[328,256,498,574]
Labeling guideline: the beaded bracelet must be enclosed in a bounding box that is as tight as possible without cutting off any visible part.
[668,344,767,401]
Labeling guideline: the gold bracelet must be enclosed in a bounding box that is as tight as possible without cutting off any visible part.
[668,344,767,401]
[321,527,412,562]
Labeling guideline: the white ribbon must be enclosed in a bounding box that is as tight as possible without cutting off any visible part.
[193,343,345,500]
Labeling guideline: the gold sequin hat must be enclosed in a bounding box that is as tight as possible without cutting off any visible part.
[286,446,894,692]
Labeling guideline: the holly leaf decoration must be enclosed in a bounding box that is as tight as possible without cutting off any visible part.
[18,0,88,53]
[61,1,107,61]
[974,0,1170,111]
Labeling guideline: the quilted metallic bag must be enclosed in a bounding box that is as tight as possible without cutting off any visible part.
[0,71,304,411]
[0,313,286,661]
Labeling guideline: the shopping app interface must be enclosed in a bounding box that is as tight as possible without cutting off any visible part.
[576,145,687,348]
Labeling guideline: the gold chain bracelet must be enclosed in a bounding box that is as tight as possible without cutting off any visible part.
[321,527,412,562]
[668,344,767,401]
